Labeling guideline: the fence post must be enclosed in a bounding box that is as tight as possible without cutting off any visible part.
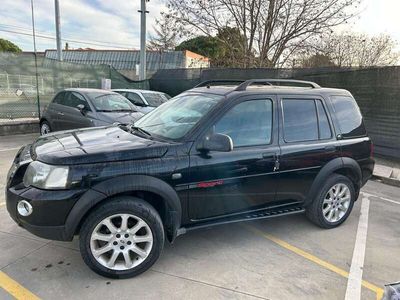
[6,73,10,90]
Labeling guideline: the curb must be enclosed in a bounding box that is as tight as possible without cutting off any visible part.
[371,175,400,188]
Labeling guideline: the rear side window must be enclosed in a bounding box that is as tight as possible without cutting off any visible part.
[331,96,366,138]
[282,99,332,142]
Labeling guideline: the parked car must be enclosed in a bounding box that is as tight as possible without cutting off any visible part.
[6,79,374,279]
[113,89,170,114]
[40,88,144,135]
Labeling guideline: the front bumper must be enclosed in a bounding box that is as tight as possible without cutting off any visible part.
[6,186,85,241]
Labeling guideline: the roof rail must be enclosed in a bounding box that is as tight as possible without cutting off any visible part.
[234,79,320,91]
[194,79,246,88]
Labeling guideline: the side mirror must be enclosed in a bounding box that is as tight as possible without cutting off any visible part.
[77,104,87,115]
[198,133,233,152]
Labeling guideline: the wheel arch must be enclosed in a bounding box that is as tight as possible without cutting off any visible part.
[305,157,361,207]
[64,175,182,243]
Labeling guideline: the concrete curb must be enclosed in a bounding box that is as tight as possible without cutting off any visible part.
[0,119,39,136]
[372,164,400,187]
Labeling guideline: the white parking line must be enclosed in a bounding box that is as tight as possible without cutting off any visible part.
[345,196,370,300]
[362,191,400,205]
[0,147,21,152]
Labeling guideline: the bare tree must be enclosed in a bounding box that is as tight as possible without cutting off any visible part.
[294,32,399,68]
[166,0,359,67]
[148,13,179,51]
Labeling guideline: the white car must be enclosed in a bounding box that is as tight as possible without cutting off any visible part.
[113,89,171,114]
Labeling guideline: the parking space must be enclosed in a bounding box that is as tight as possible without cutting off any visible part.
[0,134,399,299]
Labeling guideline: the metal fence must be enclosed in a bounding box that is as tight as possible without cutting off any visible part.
[0,52,149,120]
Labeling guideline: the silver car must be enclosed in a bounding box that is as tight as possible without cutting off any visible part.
[113,89,171,114]
[40,88,144,135]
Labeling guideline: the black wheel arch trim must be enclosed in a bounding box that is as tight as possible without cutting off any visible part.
[64,175,182,242]
[305,157,361,207]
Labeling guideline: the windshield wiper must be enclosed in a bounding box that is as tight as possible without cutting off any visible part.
[130,125,152,138]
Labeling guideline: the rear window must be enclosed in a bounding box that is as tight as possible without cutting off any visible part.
[141,92,167,107]
[331,96,366,138]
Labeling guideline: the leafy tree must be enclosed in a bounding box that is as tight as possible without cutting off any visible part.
[0,38,22,53]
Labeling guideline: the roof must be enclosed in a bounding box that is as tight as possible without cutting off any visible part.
[186,82,351,97]
[63,88,116,94]
[44,50,187,71]
[112,89,165,94]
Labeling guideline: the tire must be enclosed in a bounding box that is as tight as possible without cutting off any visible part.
[40,121,51,135]
[306,174,355,229]
[79,196,165,279]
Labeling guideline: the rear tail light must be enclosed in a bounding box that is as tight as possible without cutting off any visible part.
[370,142,374,158]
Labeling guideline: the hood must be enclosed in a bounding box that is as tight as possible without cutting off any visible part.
[96,111,144,124]
[31,126,170,165]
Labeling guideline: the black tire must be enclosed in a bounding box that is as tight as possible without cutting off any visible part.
[40,120,51,135]
[306,174,355,229]
[79,196,164,279]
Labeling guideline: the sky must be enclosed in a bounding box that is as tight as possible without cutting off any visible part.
[0,0,400,52]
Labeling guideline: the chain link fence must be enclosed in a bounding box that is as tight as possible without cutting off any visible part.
[0,52,149,121]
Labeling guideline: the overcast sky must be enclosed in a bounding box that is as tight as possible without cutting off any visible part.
[0,0,399,51]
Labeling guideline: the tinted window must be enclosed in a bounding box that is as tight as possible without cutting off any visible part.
[52,92,65,104]
[215,100,272,147]
[316,100,332,139]
[331,96,366,138]
[65,92,90,110]
[126,93,145,106]
[283,100,318,142]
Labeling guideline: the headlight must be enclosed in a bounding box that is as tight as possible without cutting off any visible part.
[23,161,69,189]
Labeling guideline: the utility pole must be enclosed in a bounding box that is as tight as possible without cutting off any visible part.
[138,0,149,80]
[54,0,63,61]
[30,0,41,119]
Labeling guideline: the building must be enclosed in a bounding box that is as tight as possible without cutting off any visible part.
[44,49,209,80]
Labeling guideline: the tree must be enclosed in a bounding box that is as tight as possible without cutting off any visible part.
[148,13,179,51]
[166,0,359,67]
[0,38,22,53]
[295,32,399,68]
[300,53,335,68]
[176,27,248,67]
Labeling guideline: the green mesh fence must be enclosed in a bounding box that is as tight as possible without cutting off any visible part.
[0,52,149,120]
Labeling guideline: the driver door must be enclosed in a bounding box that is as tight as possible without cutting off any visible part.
[57,92,93,130]
[188,95,280,221]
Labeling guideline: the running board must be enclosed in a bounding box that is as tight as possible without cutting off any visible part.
[177,206,305,235]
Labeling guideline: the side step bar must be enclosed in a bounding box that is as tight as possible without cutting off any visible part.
[177,206,305,236]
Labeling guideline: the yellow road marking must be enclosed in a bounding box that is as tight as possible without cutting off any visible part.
[0,271,40,300]
[245,225,384,300]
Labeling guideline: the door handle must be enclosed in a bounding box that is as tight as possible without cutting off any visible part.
[324,146,336,152]
[262,152,277,159]
[232,167,248,174]
[57,112,64,116]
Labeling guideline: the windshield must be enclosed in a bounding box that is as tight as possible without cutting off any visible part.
[88,92,134,112]
[134,93,223,140]
[141,92,168,107]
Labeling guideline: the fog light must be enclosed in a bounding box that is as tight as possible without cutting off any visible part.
[17,200,33,217]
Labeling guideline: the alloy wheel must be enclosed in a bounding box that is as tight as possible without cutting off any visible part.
[90,213,153,271]
[322,183,351,223]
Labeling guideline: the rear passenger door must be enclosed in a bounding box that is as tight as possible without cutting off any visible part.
[46,91,66,131]
[276,96,341,203]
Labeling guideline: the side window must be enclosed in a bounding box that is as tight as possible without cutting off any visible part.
[126,93,145,106]
[65,92,90,110]
[283,100,318,142]
[331,96,366,138]
[52,92,65,104]
[215,99,273,147]
[316,100,332,139]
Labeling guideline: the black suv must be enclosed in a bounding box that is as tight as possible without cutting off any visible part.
[6,79,374,278]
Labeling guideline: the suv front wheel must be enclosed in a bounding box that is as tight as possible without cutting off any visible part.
[306,174,356,228]
[79,196,165,278]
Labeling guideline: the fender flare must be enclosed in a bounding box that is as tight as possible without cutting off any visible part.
[64,175,182,242]
[304,157,361,206]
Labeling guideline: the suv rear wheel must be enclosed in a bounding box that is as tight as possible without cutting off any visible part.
[79,196,164,278]
[306,174,355,228]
